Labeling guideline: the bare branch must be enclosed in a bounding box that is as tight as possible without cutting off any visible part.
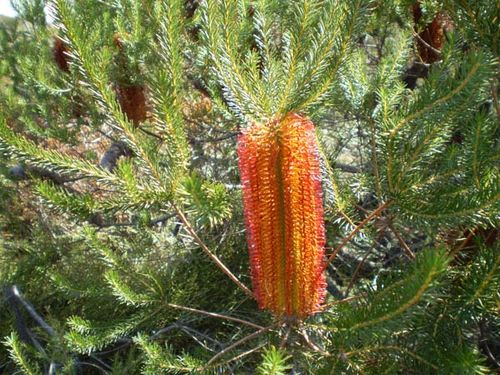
[322,200,392,271]
[173,204,254,299]
[167,303,264,330]
[202,324,276,369]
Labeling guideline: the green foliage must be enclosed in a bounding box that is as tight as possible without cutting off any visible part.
[135,335,204,374]
[257,346,291,375]
[0,0,498,374]
[3,333,42,375]
[199,0,369,123]
[179,172,232,229]
[378,50,499,227]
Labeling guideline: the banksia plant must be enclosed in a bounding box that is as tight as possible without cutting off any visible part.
[114,84,148,125]
[200,0,369,319]
[238,113,326,319]
[112,34,148,126]
[2,0,499,373]
[412,3,453,63]
[52,36,70,73]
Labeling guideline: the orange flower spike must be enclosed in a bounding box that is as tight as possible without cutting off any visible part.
[238,113,326,319]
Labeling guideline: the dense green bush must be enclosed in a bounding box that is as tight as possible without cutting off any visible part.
[0,0,498,373]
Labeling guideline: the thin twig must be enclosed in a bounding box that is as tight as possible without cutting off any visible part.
[300,329,330,356]
[388,224,416,260]
[75,361,108,374]
[172,204,254,299]
[322,201,391,272]
[152,323,221,352]
[319,294,366,311]
[345,245,375,296]
[180,325,222,351]
[192,132,240,143]
[215,344,266,369]
[202,324,275,369]
[96,213,176,229]
[96,128,118,143]
[4,285,55,336]
[449,228,477,258]
[154,320,220,342]
[279,326,292,349]
[167,303,264,330]
[138,126,164,141]
[412,28,442,57]
[92,340,132,355]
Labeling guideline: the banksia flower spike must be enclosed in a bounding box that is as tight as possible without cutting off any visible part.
[238,113,326,320]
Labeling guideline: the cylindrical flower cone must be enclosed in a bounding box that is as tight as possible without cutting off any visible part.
[412,3,453,64]
[112,34,148,127]
[115,84,148,126]
[53,37,70,73]
[237,113,326,319]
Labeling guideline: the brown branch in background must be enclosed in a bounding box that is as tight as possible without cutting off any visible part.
[300,328,330,356]
[344,244,375,296]
[448,227,498,261]
[95,213,176,229]
[322,200,392,272]
[192,131,240,144]
[448,228,477,259]
[173,204,254,299]
[153,323,222,352]
[402,62,430,90]
[333,162,361,173]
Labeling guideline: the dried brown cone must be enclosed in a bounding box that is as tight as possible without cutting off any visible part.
[115,84,148,126]
[412,3,453,64]
[111,33,148,126]
[113,33,123,50]
[53,37,70,73]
